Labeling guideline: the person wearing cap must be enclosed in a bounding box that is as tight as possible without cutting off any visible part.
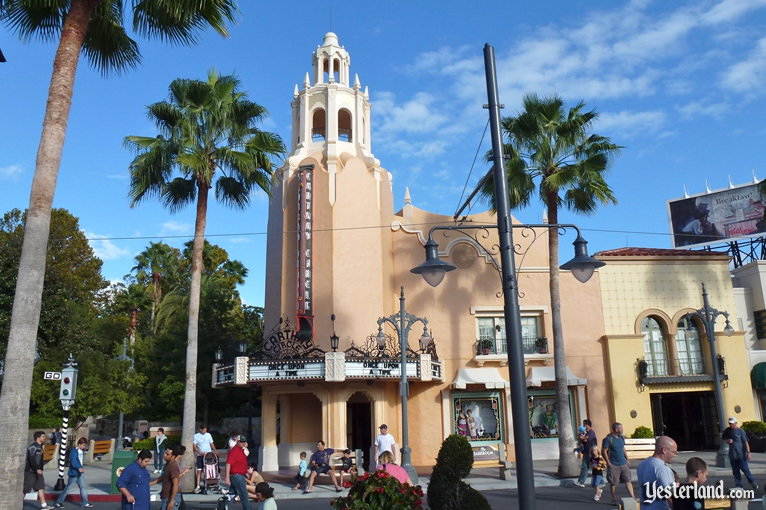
[254,481,277,510]
[722,417,759,490]
[225,435,253,510]
[373,424,397,466]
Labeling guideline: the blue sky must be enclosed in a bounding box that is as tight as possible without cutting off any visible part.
[3,0,766,306]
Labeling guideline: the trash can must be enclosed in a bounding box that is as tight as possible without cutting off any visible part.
[111,450,136,494]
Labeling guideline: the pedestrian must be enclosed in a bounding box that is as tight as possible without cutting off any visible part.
[574,419,597,487]
[154,427,168,474]
[303,440,342,494]
[637,435,678,510]
[722,417,759,490]
[117,449,152,510]
[54,437,93,508]
[193,425,216,493]
[150,444,182,510]
[224,435,253,510]
[49,427,63,447]
[672,457,708,510]
[337,449,356,486]
[25,431,49,510]
[377,451,413,485]
[254,481,277,510]
[373,424,396,465]
[589,446,606,502]
[291,451,308,491]
[245,462,265,499]
[602,422,636,505]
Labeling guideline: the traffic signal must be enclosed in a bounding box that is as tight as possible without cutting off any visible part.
[59,366,77,401]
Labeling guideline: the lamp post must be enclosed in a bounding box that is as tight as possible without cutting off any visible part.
[411,44,605,510]
[688,283,734,468]
[115,340,133,451]
[376,286,429,485]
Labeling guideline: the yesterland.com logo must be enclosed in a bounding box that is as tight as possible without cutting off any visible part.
[643,481,754,503]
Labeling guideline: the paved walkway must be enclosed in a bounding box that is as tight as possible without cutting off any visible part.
[34,450,766,504]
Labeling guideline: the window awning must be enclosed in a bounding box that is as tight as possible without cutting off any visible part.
[526,366,587,387]
[751,362,766,390]
[451,368,510,389]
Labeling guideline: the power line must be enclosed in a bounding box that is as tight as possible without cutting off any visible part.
[454,119,490,218]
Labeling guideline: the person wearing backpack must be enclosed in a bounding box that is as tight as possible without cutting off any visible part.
[602,422,636,505]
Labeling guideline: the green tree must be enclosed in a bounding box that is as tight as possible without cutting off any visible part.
[482,94,620,476]
[129,241,182,332]
[125,70,284,481]
[0,2,236,502]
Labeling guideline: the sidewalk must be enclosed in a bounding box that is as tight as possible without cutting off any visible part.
[36,450,766,504]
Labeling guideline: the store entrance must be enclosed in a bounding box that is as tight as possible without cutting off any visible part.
[650,391,718,450]
[347,394,372,471]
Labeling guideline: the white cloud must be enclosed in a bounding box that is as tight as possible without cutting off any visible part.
[0,164,23,180]
[160,221,191,235]
[596,110,668,139]
[106,174,128,180]
[375,91,449,135]
[227,237,252,244]
[85,232,130,261]
[721,36,766,93]
[676,99,729,119]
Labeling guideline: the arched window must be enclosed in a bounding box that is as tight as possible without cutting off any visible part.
[338,109,352,142]
[642,317,668,376]
[312,108,326,141]
[675,317,704,375]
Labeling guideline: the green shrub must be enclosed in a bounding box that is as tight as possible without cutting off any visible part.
[434,434,473,480]
[742,421,766,438]
[330,469,423,510]
[630,426,654,439]
[132,434,181,451]
[427,434,479,510]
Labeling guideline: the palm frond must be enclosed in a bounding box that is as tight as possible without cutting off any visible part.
[82,1,140,75]
[162,177,196,212]
[0,0,67,42]
[214,175,249,209]
[132,0,237,45]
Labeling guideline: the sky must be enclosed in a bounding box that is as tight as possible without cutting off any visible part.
[2,0,766,306]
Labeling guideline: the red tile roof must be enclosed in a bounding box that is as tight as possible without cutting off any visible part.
[594,247,729,257]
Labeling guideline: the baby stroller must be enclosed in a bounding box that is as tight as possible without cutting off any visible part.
[216,486,236,510]
[202,451,222,494]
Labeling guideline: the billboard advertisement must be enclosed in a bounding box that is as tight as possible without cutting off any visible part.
[668,182,766,247]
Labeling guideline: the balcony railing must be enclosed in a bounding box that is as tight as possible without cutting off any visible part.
[476,337,548,356]
[637,356,726,384]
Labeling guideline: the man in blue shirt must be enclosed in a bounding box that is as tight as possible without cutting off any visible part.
[574,419,598,487]
[602,422,636,505]
[723,417,759,490]
[303,440,342,493]
[117,449,153,510]
[636,435,678,510]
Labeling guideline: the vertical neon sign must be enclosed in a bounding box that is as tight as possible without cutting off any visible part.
[296,164,314,340]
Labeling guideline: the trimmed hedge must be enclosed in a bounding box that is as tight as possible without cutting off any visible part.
[427,434,490,510]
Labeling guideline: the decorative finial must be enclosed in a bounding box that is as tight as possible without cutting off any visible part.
[705,179,712,194]
[728,175,735,189]
[683,184,690,198]
[404,187,411,205]
[354,74,361,90]
[293,84,299,98]
[304,72,310,88]
[754,169,760,183]
[364,86,369,97]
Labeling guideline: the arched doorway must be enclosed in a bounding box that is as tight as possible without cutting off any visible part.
[347,392,372,471]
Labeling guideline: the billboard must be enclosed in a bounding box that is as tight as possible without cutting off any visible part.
[668,182,766,248]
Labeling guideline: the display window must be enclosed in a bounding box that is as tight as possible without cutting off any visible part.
[451,392,503,443]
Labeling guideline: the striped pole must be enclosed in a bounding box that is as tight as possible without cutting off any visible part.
[53,409,69,491]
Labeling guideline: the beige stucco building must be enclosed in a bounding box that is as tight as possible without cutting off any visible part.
[212,33,610,471]
[595,247,757,449]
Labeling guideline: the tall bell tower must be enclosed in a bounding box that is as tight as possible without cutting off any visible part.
[264,32,395,352]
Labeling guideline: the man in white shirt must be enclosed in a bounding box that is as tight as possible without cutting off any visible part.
[192,425,216,493]
[373,424,396,465]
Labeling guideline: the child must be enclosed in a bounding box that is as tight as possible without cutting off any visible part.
[292,451,309,491]
[575,426,587,457]
[338,449,355,486]
[590,445,606,501]
[672,457,708,510]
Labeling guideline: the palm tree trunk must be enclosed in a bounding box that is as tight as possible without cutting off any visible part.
[547,195,579,477]
[181,183,209,491]
[0,1,98,506]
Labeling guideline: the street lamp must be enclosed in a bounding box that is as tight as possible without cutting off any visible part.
[687,282,734,468]
[330,314,340,352]
[115,340,134,451]
[377,286,428,485]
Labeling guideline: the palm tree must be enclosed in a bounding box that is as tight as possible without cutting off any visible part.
[126,70,285,487]
[113,282,153,344]
[0,2,236,503]
[131,241,182,331]
[482,93,620,476]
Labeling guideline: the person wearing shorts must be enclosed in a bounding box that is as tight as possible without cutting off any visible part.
[602,422,635,505]
[25,431,48,509]
[193,425,216,493]
[303,440,342,494]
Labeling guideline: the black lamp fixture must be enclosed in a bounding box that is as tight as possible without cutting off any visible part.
[214,345,223,363]
[410,239,456,287]
[330,314,340,352]
[559,234,606,283]
[418,326,431,352]
[238,339,247,356]
[375,326,386,351]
